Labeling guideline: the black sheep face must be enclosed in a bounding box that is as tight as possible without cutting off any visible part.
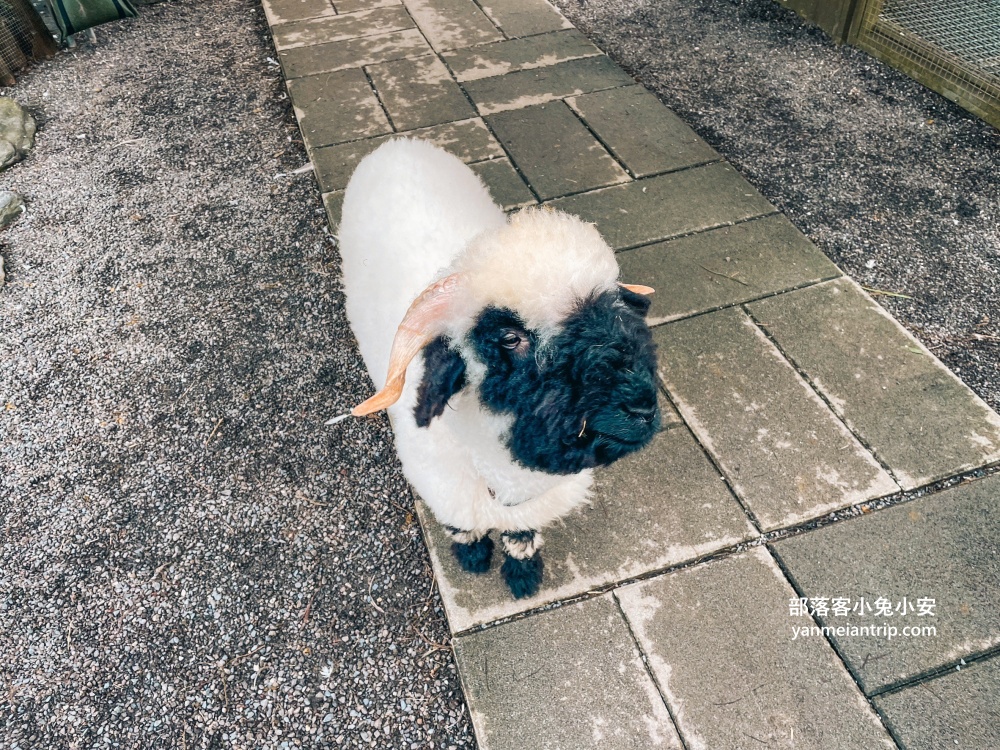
[412,287,661,474]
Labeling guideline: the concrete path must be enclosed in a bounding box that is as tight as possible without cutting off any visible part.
[262,0,1000,747]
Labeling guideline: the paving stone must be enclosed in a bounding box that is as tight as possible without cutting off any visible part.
[322,190,343,228]
[334,0,398,12]
[287,69,391,149]
[748,278,1000,490]
[442,29,600,82]
[874,657,1000,749]
[655,307,898,530]
[772,473,1000,693]
[310,118,503,192]
[271,6,413,51]
[453,595,682,750]
[486,102,628,200]
[469,158,535,210]
[477,0,572,38]
[568,85,720,177]
[420,417,755,632]
[463,55,634,115]
[616,215,841,325]
[261,0,335,27]
[616,548,895,750]
[402,0,502,51]
[278,28,429,79]
[548,163,776,250]
[368,55,477,131]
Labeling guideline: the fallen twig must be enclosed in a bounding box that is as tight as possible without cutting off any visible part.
[367,576,385,614]
[862,286,914,300]
[699,264,749,286]
[205,418,224,447]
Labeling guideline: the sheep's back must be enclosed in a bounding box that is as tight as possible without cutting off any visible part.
[338,138,506,387]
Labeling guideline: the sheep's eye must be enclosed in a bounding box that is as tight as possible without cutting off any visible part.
[500,331,523,350]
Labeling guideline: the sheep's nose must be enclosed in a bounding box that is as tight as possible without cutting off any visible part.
[624,402,658,423]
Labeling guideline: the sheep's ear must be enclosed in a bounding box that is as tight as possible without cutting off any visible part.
[413,337,467,428]
[619,283,653,314]
[619,283,654,295]
[352,272,467,417]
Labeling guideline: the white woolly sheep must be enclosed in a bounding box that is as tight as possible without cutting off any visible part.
[338,139,660,598]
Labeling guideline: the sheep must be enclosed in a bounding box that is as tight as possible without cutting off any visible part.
[337,138,660,598]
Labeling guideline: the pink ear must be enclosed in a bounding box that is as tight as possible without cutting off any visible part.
[352,273,467,417]
[619,283,655,295]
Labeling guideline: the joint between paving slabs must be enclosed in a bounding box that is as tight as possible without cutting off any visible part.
[766,546,906,749]
[642,273,844,331]
[560,90,728,184]
[741,302,905,490]
[465,114,545,207]
[466,0,511,44]
[561,96,639,180]
[361,65,399,132]
[867,641,1000,700]
[656,380,766,535]
[611,590,693,750]
[542,202,782,254]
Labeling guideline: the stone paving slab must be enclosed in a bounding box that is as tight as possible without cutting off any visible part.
[486,101,629,200]
[548,163,776,250]
[748,279,1000,490]
[616,548,896,749]
[772,472,1000,694]
[322,190,344,229]
[286,68,391,149]
[278,28,430,79]
[335,0,398,11]
[403,0,503,52]
[261,0,335,27]
[367,54,478,131]
[655,307,898,531]
[874,656,1000,748]
[453,594,682,750]
[468,158,536,210]
[617,215,842,325]
[271,5,413,51]
[420,418,756,632]
[568,85,720,178]
[441,29,600,82]
[463,55,635,115]
[310,117,503,192]
[477,0,573,38]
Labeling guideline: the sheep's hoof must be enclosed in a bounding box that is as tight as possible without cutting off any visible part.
[501,552,543,599]
[452,534,494,574]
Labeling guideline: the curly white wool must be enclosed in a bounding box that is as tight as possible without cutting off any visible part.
[338,139,620,534]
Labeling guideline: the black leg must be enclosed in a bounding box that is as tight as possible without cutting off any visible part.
[500,530,544,599]
[445,526,494,574]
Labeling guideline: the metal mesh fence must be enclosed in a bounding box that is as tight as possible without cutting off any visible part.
[853,0,1000,127]
[0,0,57,85]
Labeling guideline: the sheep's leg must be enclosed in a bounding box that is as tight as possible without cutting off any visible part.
[445,527,494,574]
[500,530,544,599]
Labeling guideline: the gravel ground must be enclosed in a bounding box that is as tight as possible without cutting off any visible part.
[553,0,1000,412]
[3,1,998,748]
[0,1,474,747]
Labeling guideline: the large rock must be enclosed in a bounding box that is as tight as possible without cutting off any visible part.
[0,191,24,229]
[0,98,36,171]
